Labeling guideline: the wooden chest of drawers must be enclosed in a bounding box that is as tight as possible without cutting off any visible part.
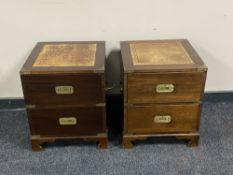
[121,39,207,148]
[20,41,107,151]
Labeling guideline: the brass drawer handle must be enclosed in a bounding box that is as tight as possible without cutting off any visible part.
[154,115,171,123]
[59,117,77,125]
[55,86,74,94]
[156,84,174,93]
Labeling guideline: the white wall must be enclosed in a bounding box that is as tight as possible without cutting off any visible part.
[0,0,233,97]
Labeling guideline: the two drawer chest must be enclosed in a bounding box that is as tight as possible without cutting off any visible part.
[121,39,207,148]
[20,41,107,151]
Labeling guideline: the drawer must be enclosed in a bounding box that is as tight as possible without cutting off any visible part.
[27,107,105,136]
[127,104,200,134]
[127,72,206,104]
[21,74,104,106]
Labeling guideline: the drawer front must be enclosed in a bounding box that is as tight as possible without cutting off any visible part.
[127,72,206,104]
[127,104,200,134]
[27,107,105,136]
[21,74,104,106]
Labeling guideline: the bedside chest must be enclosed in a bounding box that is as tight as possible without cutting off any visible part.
[20,41,107,151]
[121,39,207,148]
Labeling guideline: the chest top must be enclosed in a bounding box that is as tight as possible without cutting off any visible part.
[33,43,96,67]
[121,39,207,73]
[21,41,105,75]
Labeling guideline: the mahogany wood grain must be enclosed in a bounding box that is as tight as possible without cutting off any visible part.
[126,103,200,134]
[21,74,104,106]
[122,133,199,148]
[127,72,206,104]
[30,133,108,151]
[121,39,207,148]
[27,107,105,137]
[20,41,107,150]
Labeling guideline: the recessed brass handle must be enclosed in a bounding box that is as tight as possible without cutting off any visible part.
[55,86,74,94]
[156,84,174,93]
[59,117,77,125]
[154,115,171,123]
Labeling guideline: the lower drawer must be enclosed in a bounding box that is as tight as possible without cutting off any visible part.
[27,107,105,137]
[127,104,200,134]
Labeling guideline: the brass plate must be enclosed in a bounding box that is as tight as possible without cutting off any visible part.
[156,84,174,93]
[154,115,171,123]
[33,43,96,67]
[130,42,194,65]
[59,117,77,125]
[55,86,74,94]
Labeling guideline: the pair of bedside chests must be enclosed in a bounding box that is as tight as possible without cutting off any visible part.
[20,40,207,151]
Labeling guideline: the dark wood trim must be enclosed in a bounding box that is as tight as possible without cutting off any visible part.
[200,71,208,101]
[181,40,205,68]
[20,42,44,73]
[123,74,128,133]
[94,42,105,73]
[122,133,199,148]
[101,74,107,131]
[120,42,134,72]
[30,133,108,151]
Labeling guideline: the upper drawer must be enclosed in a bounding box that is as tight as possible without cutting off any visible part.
[21,74,104,106]
[127,72,206,104]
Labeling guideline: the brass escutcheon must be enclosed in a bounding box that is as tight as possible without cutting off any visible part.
[154,115,171,123]
[59,117,77,125]
[55,86,74,94]
[156,84,174,93]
